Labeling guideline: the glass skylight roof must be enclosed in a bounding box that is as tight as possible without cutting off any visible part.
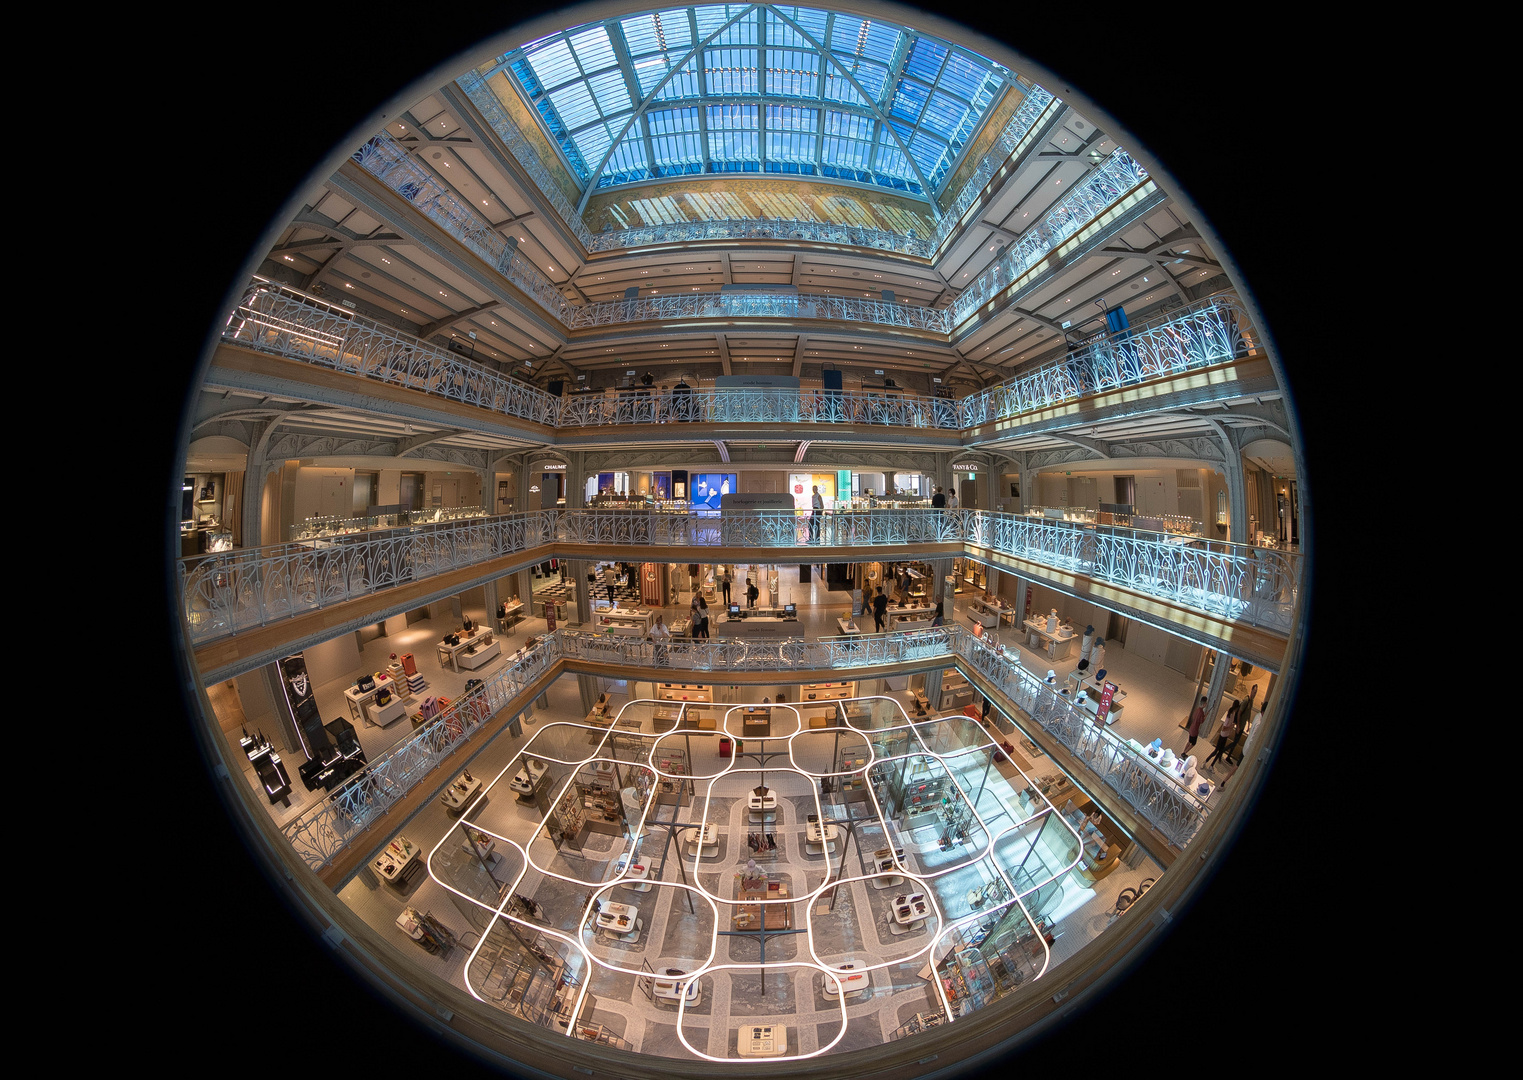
[495,4,1011,203]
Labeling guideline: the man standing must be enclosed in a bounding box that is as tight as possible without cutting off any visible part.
[931,486,946,509]
[720,569,732,606]
[898,565,911,607]
[810,484,824,543]
[746,578,759,608]
[872,586,889,632]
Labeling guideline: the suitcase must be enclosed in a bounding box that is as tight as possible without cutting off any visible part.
[401,652,417,676]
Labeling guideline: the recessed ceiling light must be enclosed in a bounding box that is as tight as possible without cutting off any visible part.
[381,258,390,264]
[283,255,293,261]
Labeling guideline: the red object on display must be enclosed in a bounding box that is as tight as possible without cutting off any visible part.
[1096,680,1119,724]
[719,737,732,758]
[401,653,417,676]
[544,602,556,633]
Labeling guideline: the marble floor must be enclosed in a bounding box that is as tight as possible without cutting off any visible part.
[335,677,1164,1059]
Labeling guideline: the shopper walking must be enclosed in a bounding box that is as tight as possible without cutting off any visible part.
[688,563,700,595]
[872,586,889,632]
[810,484,824,543]
[898,566,912,607]
[1204,699,1240,768]
[746,578,759,608]
[720,570,732,606]
[1181,695,1208,756]
[1227,689,1260,764]
[649,614,671,666]
[693,595,710,639]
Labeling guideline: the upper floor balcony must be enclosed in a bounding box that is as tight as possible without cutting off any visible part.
[219,280,1262,442]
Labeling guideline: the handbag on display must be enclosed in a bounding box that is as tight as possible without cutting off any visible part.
[376,689,391,707]
[444,633,460,645]
[357,673,376,693]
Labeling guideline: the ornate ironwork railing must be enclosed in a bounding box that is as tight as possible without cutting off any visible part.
[955,293,1258,427]
[276,619,1207,869]
[934,87,1058,250]
[954,633,1208,847]
[280,635,564,870]
[557,384,960,428]
[949,150,1152,327]
[220,275,1252,439]
[961,511,1299,633]
[353,132,576,324]
[181,506,1298,650]
[223,278,559,425]
[564,290,950,331]
[586,216,933,257]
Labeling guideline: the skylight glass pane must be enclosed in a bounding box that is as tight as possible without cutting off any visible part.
[765,8,809,48]
[823,66,869,105]
[781,6,829,42]
[919,90,967,137]
[709,129,760,161]
[908,131,947,174]
[904,38,948,83]
[766,104,817,162]
[693,4,739,39]
[586,68,633,115]
[712,10,759,46]
[621,9,693,55]
[548,82,599,129]
[705,48,759,93]
[890,79,929,123]
[524,37,580,91]
[568,26,616,72]
[834,56,888,100]
[576,121,614,166]
[874,142,912,179]
[653,56,701,99]
[766,48,819,95]
[937,50,989,101]
[605,134,648,177]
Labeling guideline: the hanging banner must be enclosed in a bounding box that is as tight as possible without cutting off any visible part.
[543,601,557,633]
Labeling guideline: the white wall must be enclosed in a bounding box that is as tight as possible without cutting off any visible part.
[293,466,355,523]
[303,632,362,688]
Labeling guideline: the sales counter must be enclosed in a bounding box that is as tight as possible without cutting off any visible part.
[717,607,800,637]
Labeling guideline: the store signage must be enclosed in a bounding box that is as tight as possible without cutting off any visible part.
[950,461,981,471]
[720,493,794,511]
[543,602,556,633]
[538,463,567,470]
[1096,680,1119,724]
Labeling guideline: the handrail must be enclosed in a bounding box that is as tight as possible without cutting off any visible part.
[179,507,1299,648]
[564,289,950,331]
[949,150,1152,327]
[953,632,1208,847]
[278,621,1207,870]
[586,216,934,258]
[220,278,1256,436]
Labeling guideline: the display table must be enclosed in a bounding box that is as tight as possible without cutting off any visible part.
[1124,739,1215,804]
[889,606,936,631]
[652,970,701,1005]
[439,773,482,814]
[737,1025,787,1057]
[595,901,642,941]
[461,827,498,863]
[368,695,407,727]
[681,823,720,857]
[596,608,653,637]
[717,611,800,637]
[344,676,401,725]
[1024,618,1077,659]
[668,616,692,639]
[498,599,525,631]
[822,962,870,999]
[804,821,839,854]
[1067,671,1128,716]
[458,638,501,671]
[653,705,683,732]
[735,882,791,930]
[889,892,930,934]
[870,847,907,889]
[438,627,496,672]
[740,707,771,737]
[747,787,778,820]
[373,835,421,890]
[584,705,614,728]
[614,856,651,892]
[510,758,549,799]
[969,596,1017,628]
[836,617,862,635]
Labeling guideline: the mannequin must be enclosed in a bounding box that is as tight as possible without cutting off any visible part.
[1079,625,1096,665]
[1044,669,1057,686]
[1089,639,1106,680]
[1045,608,1059,633]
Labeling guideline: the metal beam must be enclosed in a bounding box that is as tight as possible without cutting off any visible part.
[396,428,468,456]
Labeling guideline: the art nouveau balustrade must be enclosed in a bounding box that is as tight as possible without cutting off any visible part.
[221,280,1256,438]
[961,512,1298,634]
[954,633,1207,848]
[279,622,1206,872]
[180,507,1299,655]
